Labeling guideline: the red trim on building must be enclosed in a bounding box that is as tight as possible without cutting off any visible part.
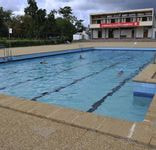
[100,22,140,28]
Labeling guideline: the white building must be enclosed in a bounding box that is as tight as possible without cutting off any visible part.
[90,8,156,39]
[73,33,83,41]
[73,31,89,41]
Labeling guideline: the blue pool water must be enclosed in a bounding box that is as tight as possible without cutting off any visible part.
[0,49,155,122]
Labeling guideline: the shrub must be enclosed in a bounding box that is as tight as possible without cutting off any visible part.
[0,39,65,48]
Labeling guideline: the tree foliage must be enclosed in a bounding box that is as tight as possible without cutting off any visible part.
[24,0,38,18]
[0,7,12,37]
[0,0,84,42]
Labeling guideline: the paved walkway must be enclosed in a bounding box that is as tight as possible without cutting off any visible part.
[0,106,154,150]
[1,41,156,58]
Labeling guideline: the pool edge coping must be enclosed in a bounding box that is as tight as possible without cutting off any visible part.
[133,64,156,84]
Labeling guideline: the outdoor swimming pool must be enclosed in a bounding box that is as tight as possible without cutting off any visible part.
[0,49,155,122]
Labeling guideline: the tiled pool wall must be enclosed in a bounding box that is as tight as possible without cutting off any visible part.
[1,47,156,63]
[0,47,94,63]
[133,82,156,98]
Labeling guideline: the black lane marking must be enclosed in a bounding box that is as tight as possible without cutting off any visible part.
[56,52,131,75]
[50,57,79,67]
[56,58,110,74]
[0,57,80,89]
[31,62,120,101]
[0,53,132,92]
[0,76,44,91]
[0,58,106,91]
[87,60,151,113]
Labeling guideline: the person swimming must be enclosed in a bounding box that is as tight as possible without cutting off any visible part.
[79,55,84,59]
[40,60,48,64]
[118,69,124,76]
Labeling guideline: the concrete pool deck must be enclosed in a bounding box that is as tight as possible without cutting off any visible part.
[0,94,156,150]
[1,41,156,59]
[0,41,156,149]
[133,64,156,84]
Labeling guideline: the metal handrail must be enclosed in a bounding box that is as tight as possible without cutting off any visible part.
[79,44,83,51]
[0,45,12,62]
[0,45,6,58]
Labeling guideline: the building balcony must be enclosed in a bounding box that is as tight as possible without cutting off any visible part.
[90,21,153,29]
[140,21,153,26]
[90,24,100,28]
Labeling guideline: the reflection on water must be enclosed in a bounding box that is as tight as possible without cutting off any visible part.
[133,96,152,108]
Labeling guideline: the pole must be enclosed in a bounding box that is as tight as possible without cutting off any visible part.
[8,28,12,60]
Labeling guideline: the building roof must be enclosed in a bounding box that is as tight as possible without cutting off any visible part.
[90,8,154,16]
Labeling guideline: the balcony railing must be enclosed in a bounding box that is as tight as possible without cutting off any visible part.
[90,20,153,29]
[91,15,152,20]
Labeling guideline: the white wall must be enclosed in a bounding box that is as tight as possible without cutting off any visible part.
[92,27,154,39]
[152,28,156,39]
[136,28,144,38]
[113,30,120,38]
[90,24,100,29]
[93,29,98,38]
[148,28,152,38]
[140,21,153,26]
[105,29,109,38]
[120,29,132,38]
[73,34,82,40]
[153,15,156,28]
[102,29,106,38]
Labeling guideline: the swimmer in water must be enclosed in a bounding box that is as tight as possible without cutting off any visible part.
[40,60,48,64]
[79,55,84,59]
[118,69,124,76]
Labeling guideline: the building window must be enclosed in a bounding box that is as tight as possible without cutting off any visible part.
[107,19,110,23]
[142,17,147,21]
[126,18,131,22]
[130,18,133,22]
[97,20,101,24]
[137,18,141,21]
[148,17,152,21]
[111,19,115,23]
[92,20,96,24]
[132,18,137,22]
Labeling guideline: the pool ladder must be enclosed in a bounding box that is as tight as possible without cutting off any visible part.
[79,44,84,51]
[0,46,13,62]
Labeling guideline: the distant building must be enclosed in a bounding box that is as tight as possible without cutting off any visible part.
[90,8,156,39]
[73,31,89,41]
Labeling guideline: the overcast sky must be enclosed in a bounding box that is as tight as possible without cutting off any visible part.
[0,0,156,25]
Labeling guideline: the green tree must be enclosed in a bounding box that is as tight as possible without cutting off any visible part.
[0,7,12,37]
[10,16,23,38]
[59,7,84,32]
[0,0,85,42]
[56,17,76,42]
[59,6,72,20]
[24,0,38,19]
[73,17,84,32]
[36,9,47,38]
[44,10,57,38]
[24,0,39,38]
[20,15,34,38]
